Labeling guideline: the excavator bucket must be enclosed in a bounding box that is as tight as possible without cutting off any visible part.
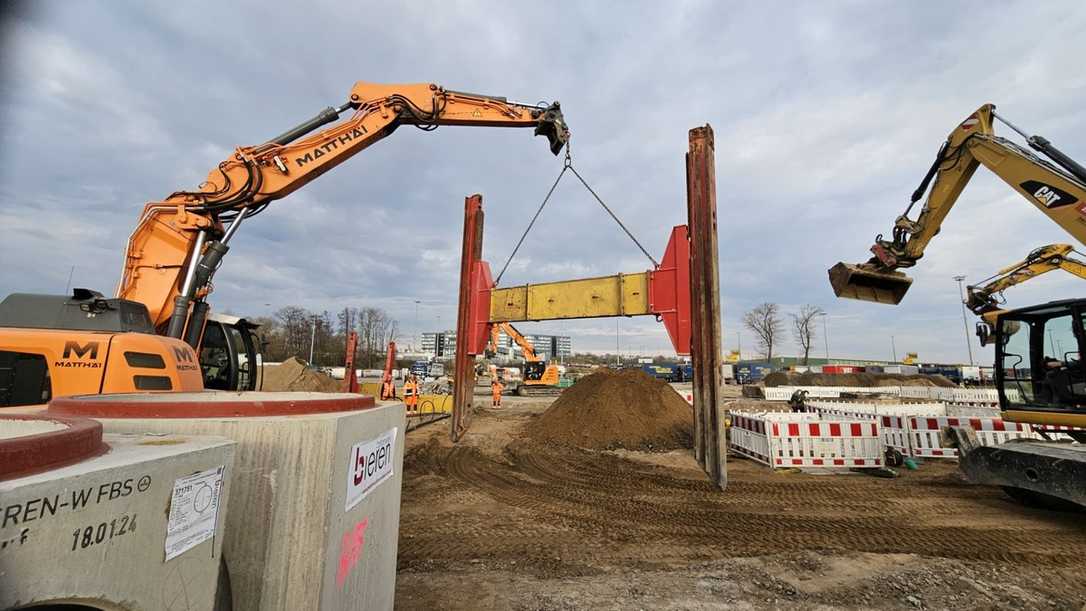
[534,102,569,155]
[828,262,913,305]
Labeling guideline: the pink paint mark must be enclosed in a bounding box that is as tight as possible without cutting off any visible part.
[336,517,369,589]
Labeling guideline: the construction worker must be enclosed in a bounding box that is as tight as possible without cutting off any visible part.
[380,376,396,401]
[491,374,505,408]
[403,373,419,411]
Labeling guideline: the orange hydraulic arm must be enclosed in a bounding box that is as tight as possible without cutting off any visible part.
[117,81,569,347]
[489,322,542,363]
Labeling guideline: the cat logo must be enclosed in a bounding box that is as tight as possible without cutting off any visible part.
[1021,180,1078,209]
[56,340,102,369]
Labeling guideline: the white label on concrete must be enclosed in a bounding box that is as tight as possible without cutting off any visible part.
[165,465,225,561]
[345,427,397,512]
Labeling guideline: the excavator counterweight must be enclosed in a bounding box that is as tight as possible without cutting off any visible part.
[828,262,912,304]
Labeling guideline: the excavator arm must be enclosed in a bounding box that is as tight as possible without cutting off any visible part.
[830,104,1086,304]
[490,322,541,363]
[118,82,569,343]
[967,244,1086,343]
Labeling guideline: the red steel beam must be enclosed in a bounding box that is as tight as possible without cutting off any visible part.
[452,194,485,441]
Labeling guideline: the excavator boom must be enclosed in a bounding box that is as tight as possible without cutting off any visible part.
[119,81,569,343]
[830,104,1086,304]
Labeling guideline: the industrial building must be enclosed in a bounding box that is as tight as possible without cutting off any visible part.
[422,330,571,359]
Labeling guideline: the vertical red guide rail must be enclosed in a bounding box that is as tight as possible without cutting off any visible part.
[452,194,485,441]
[343,331,359,393]
[687,125,727,490]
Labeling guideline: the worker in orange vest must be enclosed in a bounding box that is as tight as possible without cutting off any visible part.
[403,374,419,411]
[380,376,396,401]
[491,374,504,408]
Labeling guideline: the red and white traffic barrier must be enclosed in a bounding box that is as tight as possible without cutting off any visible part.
[729,413,882,470]
[807,401,942,455]
[908,416,1036,458]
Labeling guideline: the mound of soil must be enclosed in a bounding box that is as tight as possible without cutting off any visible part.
[527,369,692,451]
[261,357,343,392]
[762,371,956,388]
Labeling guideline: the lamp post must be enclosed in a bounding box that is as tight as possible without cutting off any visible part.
[953,276,975,366]
[414,300,420,351]
[308,315,318,364]
[820,313,830,361]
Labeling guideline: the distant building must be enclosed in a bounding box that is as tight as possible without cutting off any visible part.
[421,331,456,357]
[424,329,572,359]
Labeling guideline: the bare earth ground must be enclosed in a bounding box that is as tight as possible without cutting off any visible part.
[395,392,1086,610]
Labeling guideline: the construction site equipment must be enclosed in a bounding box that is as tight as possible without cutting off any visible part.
[728,412,884,471]
[1,413,235,610]
[968,244,1086,343]
[450,126,726,489]
[487,322,561,396]
[828,105,1086,506]
[829,103,1086,304]
[1,81,569,399]
[38,391,404,611]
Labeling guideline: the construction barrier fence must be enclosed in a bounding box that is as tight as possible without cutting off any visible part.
[729,412,883,470]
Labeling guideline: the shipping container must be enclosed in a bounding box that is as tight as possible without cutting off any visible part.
[735,361,774,384]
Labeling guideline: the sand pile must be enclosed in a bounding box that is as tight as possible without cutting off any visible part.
[261,357,343,392]
[527,369,693,451]
[762,371,956,388]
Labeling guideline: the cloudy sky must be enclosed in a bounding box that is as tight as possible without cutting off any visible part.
[3,1,1086,363]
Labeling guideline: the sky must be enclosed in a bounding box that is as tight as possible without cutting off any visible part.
[3,0,1086,364]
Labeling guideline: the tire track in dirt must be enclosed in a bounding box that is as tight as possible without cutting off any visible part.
[399,439,1086,569]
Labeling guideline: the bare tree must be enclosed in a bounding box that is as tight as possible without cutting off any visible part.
[743,303,783,360]
[358,306,398,368]
[791,305,825,365]
[274,306,311,360]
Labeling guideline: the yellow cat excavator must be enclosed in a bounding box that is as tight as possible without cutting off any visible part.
[0,81,569,406]
[830,104,1086,508]
[966,243,1086,341]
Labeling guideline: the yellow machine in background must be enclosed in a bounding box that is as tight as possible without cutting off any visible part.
[968,244,1086,343]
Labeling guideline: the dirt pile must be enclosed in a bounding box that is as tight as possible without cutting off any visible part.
[763,371,956,388]
[527,369,692,451]
[261,357,343,392]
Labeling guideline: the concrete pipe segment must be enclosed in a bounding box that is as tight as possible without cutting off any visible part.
[0,413,236,610]
[44,391,406,611]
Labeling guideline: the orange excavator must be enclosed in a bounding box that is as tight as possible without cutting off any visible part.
[487,322,561,396]
[0,81,568,406]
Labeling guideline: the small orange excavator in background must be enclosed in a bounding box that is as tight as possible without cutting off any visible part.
[487,322,561,396]
[0,81,569,406]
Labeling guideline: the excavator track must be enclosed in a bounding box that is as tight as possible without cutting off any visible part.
[514,384,563,397]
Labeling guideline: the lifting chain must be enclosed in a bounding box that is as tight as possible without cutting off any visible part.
[494,142,659,285]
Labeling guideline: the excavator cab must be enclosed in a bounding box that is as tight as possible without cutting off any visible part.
[994,299,1086,426]
[828,262,913,305]
[198,313,262,391]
